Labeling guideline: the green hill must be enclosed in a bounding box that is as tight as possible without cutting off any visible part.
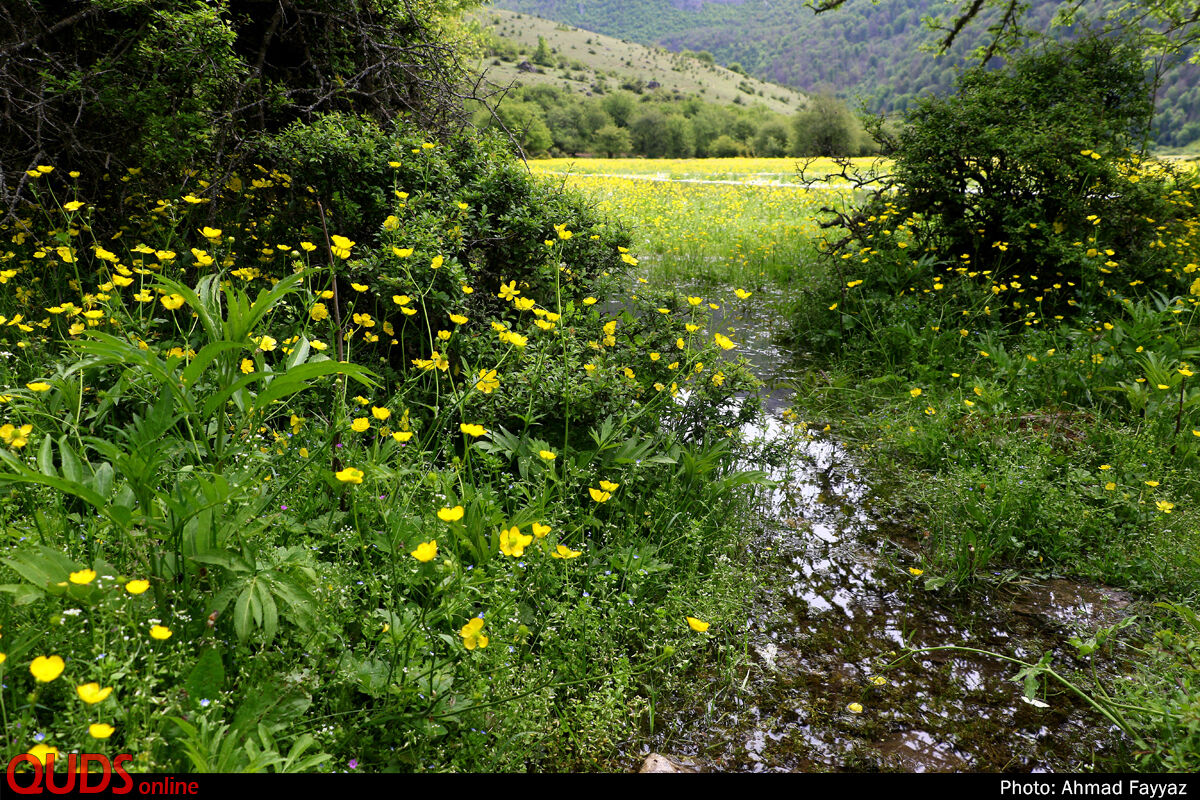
[470,8,809,115]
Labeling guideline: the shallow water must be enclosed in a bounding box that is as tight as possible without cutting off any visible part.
[640,284,1142,773]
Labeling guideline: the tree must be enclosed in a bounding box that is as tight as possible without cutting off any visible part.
[592,124,632,157]
[532,34,553,66]
[629,108,669,157]
[488,100,553,157]
[790,95,860,157]
[753,120,791,157]
[0,0,481,213]
[661,115,696,158]
[600,91,638,127]
[830,33,1177,317]
[708,134,745,158]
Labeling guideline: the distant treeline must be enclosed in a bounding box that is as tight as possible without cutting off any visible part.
[494,0,1200,150]
[470,84,877,158]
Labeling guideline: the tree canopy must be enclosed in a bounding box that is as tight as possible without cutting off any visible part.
[0,0,482,212]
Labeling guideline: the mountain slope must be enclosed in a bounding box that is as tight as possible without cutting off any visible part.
[470,8,809,115]
[490,0,1200,147]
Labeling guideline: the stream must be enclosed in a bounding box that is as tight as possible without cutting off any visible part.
[638,285,1144,773]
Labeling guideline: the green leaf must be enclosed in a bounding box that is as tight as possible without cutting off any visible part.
[1,545,79,588]
[182,341,246,386]
[37,435,55,478]
[234,587,253,642]
[185,648,226,704]
[58,437,84,484]
[0,583,48,605]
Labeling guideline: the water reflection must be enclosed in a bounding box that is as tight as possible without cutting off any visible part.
[642,284,1139,772]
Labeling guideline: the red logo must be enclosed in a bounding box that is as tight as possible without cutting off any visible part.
[6,753,134,794]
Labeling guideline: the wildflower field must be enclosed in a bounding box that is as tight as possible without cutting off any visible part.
[0,127,769,772]
[528,158,877,285]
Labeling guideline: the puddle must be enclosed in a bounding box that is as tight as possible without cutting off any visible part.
[638,283,1145,772]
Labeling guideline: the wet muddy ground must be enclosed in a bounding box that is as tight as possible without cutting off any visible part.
[639,286,1146,772]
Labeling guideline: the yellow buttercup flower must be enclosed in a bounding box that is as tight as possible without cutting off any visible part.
[460,617,488,650]
[89,723,116,739]
[437,506,464,522]
[31,655,65,682]
[69,569,96,585]
[160,294,185,310]
[411,540,438,562]
[538,450,556,461]
[685,617,710,632]
[713,333,736,350]
[551,544,581,559]
[475,369,500,394]
[27,745,59,767]
[77,683,114,704]
[589,488,611,503]
[26,382,51,392]
[335,467,364,484]
[149,625,172,641]
[847,702,863,714]
[372,406,391,421]
[459,423,487,438]
[125,579,150,594]
[329,235,354,259]
[499,526,532,557]
[350,418,370,433]
[532,522,551,538]
[599,480,619,492]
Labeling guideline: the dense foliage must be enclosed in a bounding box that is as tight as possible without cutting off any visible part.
[0,0,478,213]
[470,79,870,158]
[784,35,1200,768]
[0,0,767,774]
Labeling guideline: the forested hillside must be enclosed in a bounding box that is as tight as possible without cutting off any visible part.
[493,0,1200,148]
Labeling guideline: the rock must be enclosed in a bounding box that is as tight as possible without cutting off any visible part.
[638,753,698,773]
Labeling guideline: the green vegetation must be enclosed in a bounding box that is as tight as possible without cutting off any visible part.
[783,34,1200,769]
[470,8,806,115]
[0,0,768,774]
[470,84,869,158]
[493,0,1200,150]
[469,11,871,158]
